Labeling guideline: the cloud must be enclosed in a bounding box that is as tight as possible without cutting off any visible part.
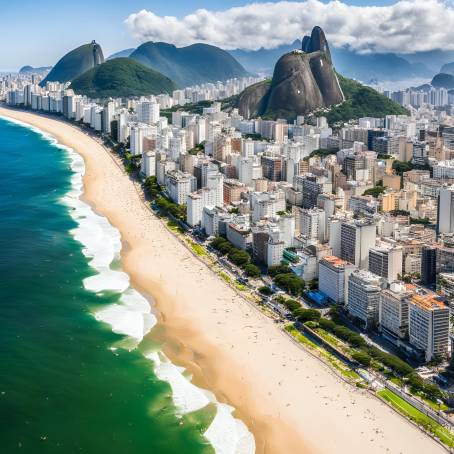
[125,0,454,54]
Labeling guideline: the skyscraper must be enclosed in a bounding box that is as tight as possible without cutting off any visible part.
[437,186,454,235]
[340,220,376,269]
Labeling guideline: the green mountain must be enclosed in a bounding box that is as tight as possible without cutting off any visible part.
[130,42,248,87]
[70,58,176,98]
[41,41,104,86]
[320,74,409,125]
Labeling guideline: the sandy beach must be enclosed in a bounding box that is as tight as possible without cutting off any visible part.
[0,106,447,454]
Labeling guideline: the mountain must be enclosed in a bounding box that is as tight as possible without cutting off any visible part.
[322,74,408,125]
[69,58,176,99]
[107,48,135,60]
[230,41,302,75]
[19,65,52,75]
[40,41,104,86]
[330,48,430,83]
[431,73,454,89]
[440,62,454,76]
[230,43,431,82]
[129,42,248,87]
[238,26,344,120]
[402,50,454,74]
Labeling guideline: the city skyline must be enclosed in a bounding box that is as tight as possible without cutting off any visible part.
[3,9,454,453]
[0,0,450,71]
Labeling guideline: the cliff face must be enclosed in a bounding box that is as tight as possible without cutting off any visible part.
[239,26,343,119]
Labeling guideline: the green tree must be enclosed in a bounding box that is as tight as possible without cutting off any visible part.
[227,249,251,267]
[259,286,273,296]
[352,351,371,367]
[294,308,321,323]
[268,264,290,277]
[274,273,305,296]
[243,263,261,278]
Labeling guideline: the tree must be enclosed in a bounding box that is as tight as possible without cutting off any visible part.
[294,308,321,323]
[259,286,273,296]
[363,185,386,198]
[352,351,371,367]
[211,237,233,255]
[244,263,260,278]
[228,249,251,267]
[392,160,414,176]
[268,264,290,277]
[274,273,305,296]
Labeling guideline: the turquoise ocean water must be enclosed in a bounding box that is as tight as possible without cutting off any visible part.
[0,117,254,454]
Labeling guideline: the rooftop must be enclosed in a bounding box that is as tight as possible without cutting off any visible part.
[409,293,447,311]
[321,255,349,268]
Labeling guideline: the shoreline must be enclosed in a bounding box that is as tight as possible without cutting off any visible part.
[0,106,446,454]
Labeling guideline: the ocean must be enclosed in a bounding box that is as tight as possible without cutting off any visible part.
[0,116,254,454]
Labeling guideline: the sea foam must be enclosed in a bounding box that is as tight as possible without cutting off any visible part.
[2,115,256,454]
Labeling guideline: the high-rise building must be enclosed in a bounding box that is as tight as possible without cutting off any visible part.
[130,123,155,156]
[141,151,156,177]
[379,282,410,340]
[299,208,326,242]
[102,100,115,134]
[166,170,197,205]
[421,245,437,286]
[62,94,74,119]
[340,220,376,269]
[223,179,246,205]
[319,256,356,304]
[187,188,216,227]
[437,186,454,235]
[137,100,160,125]
[296,174,332,209]
[261,155,282,181]
[347,270,385,327]
[368,243,403,283]
[408,293,450,361]
[206,172,224,207]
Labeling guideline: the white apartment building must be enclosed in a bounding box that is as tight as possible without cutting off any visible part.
[157,160,176,186]
[347,270,386,327]
[206,172,224,207]
[379,282,410,340]
[300,208,326,243]
[165,170,197,205]
[250,191,286,222]
[408,294,450,361]
[130,123,155,156]
[319,256,356,304]
[267,230,285,267]
[437,186,454,235]
[187,188,216,227]
[227,217,252,250]
[141,151,156,177]
[433,160,454,180]
[137,100,160,125]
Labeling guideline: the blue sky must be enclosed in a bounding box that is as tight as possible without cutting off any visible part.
[0,1,423,70]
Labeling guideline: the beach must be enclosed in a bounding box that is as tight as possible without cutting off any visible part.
[0,106,446,454]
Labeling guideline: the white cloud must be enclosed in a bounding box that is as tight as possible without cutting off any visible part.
[125,0,454,54]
